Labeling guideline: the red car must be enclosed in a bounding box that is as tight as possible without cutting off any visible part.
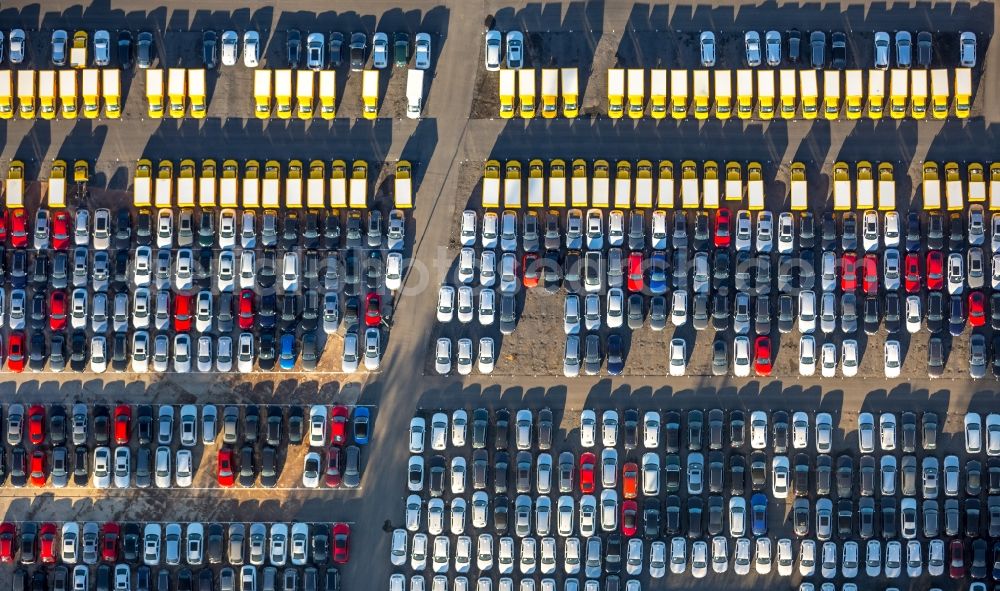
[52,210,71,250]
[969,291,986,327]
[101,523,119,562]
[237,289,255,330]
[9,208,27,248]
[329,406,349,445]
[332,523,350,564]
[949,539,965,579]
[754,336,772,376]
[714,209,731,248]
[113,405,131,445]
[7,332,25,373]
[216,448,235,487]
[29,451,46,486]
[365,292,381,328]
[927,250,944,290]
[174,293,193,332]
[841,253,857,291]
[27,405,45,445]
[579,452,596,494]
[904,253,922,293]
[50,291,67,331]
[0,210,7,243]
[622,462,638,499]
[627,253,644,293]
[862,254,878,295]
[522,253,539,288]
[325,446,342,487]
[621,500,638,536]
[0,523,14,563]
[38,523,56,563]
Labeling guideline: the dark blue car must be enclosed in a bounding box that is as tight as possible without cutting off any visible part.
[606,334,624,375]
[751,492,768,536]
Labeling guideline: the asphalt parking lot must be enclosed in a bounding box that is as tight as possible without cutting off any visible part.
[2,1,1000,591]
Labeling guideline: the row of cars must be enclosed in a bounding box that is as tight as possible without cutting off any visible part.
[1,520,350,566]
[0,403,370,489]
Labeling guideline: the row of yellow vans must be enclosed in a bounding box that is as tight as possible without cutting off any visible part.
[143,69,208,119]
[481,158,1000,213]
[482,159,776,210]
[921,161,1000,211]
[0,69,121,120]
[499,67,971,120]
[498,68,579,119]
[605,68,971,121]
[251,69,342,120]
[1,160,88,208]
[130,158,413,209]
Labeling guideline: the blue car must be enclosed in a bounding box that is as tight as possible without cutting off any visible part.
[353,407,371,445]
[606,334,624,375]
[649,251,668,294]
[751,492,768,536]
[279,333,296,370]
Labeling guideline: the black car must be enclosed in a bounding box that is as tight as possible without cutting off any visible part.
[328,33,345,68]
[863,296,880,335]
[772,411,789,453]
[28,331,46,371]
[287,406,304,444]
[311,526,330,564]
[202,31,218,68]
[493,452,509,494]
[948,212,965,251]
[926,211,944,249]
[884,292,901,333]
[917,31,933,68]
[831,31,847,68]
[137,31,154,68]
[70,330,88,372]
[687,410,703,451]
[836,454,854,498]
[301,332,319,370]
[729,455,745,495]
[493,495,509,533]
[9,446,26,487]
[905,212,921,252]
[926,291,945,333]
[349,32,366,71]
[816,454,832,496]
[642,499,660,537]
[244,406,260,444]
[287,30,301,68]
[118,31,133,68]
[949,294,966,336]
[750,451,767,491]
[605,535,623,574]
[707,409,724,450]
[260,446,278,488]
[472,408,489,449]
[428,455,446,496]
[664,412,680,453]
[606,335,624,376]
[537,408,553,450]
[111,333,128,372]
[686,496,703,538]
[30,255,49,290]
[664,495,681,535]
[495,409,510,450]
[72,445,88,486]
[711,339,728,375]
[729,411,745,448]
[809,30,826,68]
[238,446,256,487]
[787,29,801,63]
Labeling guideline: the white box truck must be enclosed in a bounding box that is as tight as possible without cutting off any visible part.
[406,69,424,119]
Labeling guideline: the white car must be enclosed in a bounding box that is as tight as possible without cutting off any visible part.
[649,540,667,578]
[879,413,897,451]
[414,33,432,69]
[476,534,493,571]
[580,410,597,447]
[669,537,687,574]
[905,295,922,333]
[798,335,816,376]
[478,289,495,326]
[820,343,837,377]
[777,212,794,253]
[799,539,816,577]
[966,412,983,453]
[691,540,708,578]
[93,30,111,66]
[341,333,359,373]
[841,339,859,377]
[302,452,321,488]
[364,328,382,370]
[905,540,922,578]
[928,539,944,576]
[947,252,964,294]
[9,29,25,64]
[390,529,407,566]
[435,338,452,375]
[481,212,498,248]
[410,533,428,571]
[986,413,1000,455]
[668,339,686,376]
[385,252,403,291]
[815,413,833,453]
[865,540,882,577]
[755,211,773,252]
[221,31,239,66]
[858,412,876,453]
[243,31,260,67]
[456,286,474,323]
[772,455,790,498]
[643,411,661,448]
[820,541,837,578]
[460,210,477,245]
[175,450,193,487]
[754,538,772,575]
[477,337,495,374]
[484,30,502,71]
[456,338,474,376]
[750,411,768,449]
[498,537,515,575]
[883,340,901,378]
[607,288,624,328]
[458,248,475,284]
[776,538,794,576]
[733,336,751,376]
